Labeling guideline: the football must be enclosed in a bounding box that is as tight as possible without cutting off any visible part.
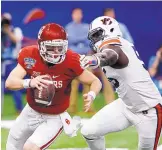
[34,75,55,107]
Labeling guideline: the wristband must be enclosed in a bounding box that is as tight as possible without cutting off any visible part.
[93,55,100,67]
[87,91,96,100]
[23,79,31,89]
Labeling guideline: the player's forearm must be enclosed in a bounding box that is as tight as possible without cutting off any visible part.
[5,77,26,90]
[94,51,118,67]
[80,52,117,70]
[89,78,102,96]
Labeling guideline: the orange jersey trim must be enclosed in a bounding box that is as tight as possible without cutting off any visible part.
[99,39,121,49]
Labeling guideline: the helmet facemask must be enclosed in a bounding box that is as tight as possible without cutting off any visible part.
[88,27,106,53]
[39,39,68,64]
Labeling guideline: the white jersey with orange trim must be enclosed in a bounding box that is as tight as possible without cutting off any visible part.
[102,37,162,112]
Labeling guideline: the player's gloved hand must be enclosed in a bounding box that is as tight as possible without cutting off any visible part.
[30,75,50,90]
[83,91,96,112]
[80,55,100,69]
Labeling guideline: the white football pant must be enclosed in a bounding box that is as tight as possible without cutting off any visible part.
[81,99,162,150]
[6,104,63,150]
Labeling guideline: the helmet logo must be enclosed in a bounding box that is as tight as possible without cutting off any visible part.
[101,18,111,25]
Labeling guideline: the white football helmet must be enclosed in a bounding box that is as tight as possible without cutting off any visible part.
[88,16,122,52]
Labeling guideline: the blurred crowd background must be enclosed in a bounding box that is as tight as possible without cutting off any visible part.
[1,1,162,115]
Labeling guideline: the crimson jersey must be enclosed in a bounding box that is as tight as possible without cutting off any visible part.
[18,45,84,114]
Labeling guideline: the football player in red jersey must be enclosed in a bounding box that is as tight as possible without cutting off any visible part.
[5,23,102,150]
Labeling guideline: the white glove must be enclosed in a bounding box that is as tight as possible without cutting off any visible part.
[60,112,81,137]
[80,55,100,69]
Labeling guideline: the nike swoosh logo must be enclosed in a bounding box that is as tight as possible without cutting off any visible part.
[53,75,60,78]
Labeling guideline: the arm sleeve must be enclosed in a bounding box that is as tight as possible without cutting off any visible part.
[70,53,84,77]
[95,49,119,67]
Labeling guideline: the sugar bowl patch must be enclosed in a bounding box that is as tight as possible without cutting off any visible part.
[24,58,36,69]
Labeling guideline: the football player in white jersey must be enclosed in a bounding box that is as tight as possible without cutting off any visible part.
[80,16,162,150]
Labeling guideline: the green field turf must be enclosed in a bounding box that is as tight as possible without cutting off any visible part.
[1,94,162,150]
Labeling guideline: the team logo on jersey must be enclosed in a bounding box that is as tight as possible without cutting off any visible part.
[24,58,36,69]
[52,75,60,79]
[52,75,63,88]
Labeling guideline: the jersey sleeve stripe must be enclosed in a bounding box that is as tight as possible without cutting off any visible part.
[99,39,121,49]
